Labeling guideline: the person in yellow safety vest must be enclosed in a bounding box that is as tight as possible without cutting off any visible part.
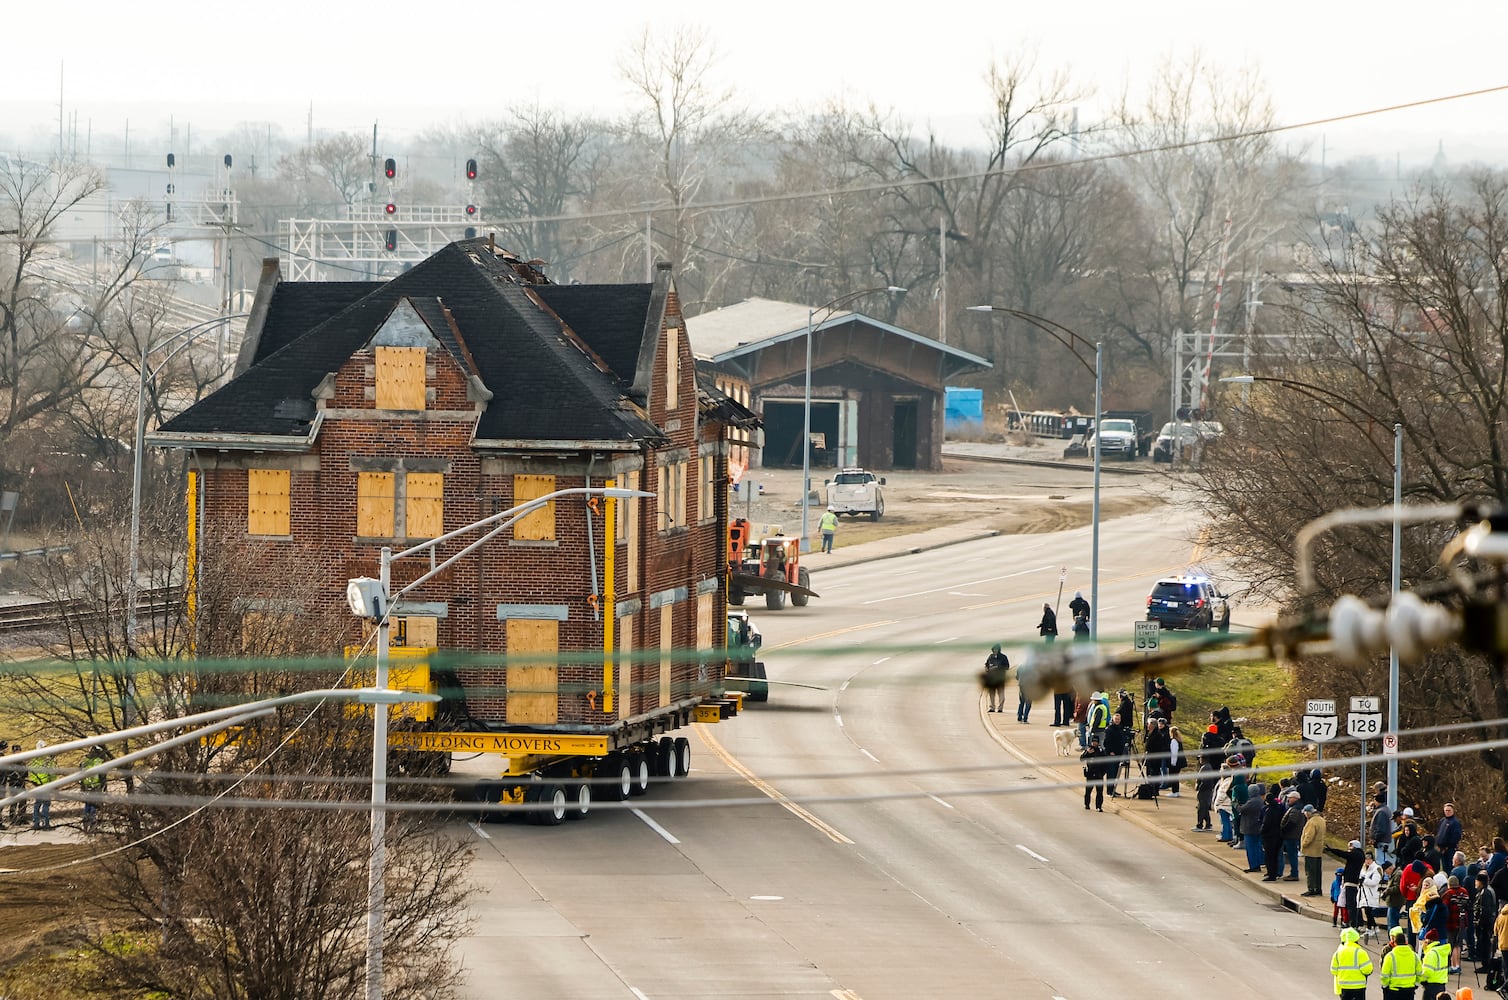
[1379,925,1422,1000]
[27,740,56,831]
[1418,928,1451,1000]
[1331,926,1374,998]
[818,508,839,553]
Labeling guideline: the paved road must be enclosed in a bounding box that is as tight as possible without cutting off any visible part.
[454,504,1338,999]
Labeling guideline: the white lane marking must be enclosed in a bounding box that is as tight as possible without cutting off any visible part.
[928,794,956,810]
[948,591,988,596]
[751,894,784,901]
[1016,844,1050,864]
[834,713,844,727]
[630,989,652,1000]
[860,748,880,763]
[840,679,851,691]
[632,808,681,845]
[932,636,958,644]
[872,656,891,665]
[861,564,1055,604]
[467,821,491,840]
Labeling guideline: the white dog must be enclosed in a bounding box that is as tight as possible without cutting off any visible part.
[1052,728,1080,757]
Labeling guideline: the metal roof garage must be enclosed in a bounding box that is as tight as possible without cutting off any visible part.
[690,297,990,472]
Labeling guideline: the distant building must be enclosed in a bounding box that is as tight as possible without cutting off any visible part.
[689,297,990,471]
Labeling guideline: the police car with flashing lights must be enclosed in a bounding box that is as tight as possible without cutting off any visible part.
[1145,575,1230,632]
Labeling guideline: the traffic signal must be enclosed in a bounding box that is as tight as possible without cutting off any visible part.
[465,204,477,216]
[384,157,396,179]
[384,202,396,215]
[385,229,397,252]
[166,153,175,168]
[465,158,477,180]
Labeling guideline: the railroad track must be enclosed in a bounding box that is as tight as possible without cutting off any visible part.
[0,587,182,634]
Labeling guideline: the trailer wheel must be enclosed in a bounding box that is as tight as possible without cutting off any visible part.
[566,780,591,820]
[791,567,811,607]
[597,757,632,801]
[629,753,652,796]
[656,737,676,777]
[765,588,786,610]
[530,783,567,826]
[673,737,692,777]
[729,586,745,606]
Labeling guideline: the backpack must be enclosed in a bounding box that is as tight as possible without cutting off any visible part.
[1160,689,1178,713]
[1134,781,1160,801]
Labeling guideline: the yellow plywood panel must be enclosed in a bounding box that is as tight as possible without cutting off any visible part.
[617,614,632,718]
[375,346,426,410]
[506,618,558,725]
[697,592,712,651]
[247,469,290,535]
[658,604,672,708]
[357,472,395,537]
[406,473,444,539]
[666,325,680,411]
[398,615,438,648]
[513,474,556,541]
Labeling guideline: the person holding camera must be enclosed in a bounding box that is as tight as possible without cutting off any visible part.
[1081,735,1110,812]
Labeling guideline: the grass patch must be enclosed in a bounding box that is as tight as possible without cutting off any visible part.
[1163,657,1311,768]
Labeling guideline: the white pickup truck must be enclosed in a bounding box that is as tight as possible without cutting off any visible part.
[824,467,886,520]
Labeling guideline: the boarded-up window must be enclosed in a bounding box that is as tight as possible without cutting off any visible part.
[357,472,396,537]
[698,454,716,524]
[665,325,680,411]
[696,592,713,653]
[375,346,426,410]
[513,474,556,541]
[624,471,640,592]
[406,473,444,539]
[395,615,438,648]
[506,618,558,725]
[657,461,686,532]
[617,613,633,718]
[658,604,673,708]
[247,469,290,535]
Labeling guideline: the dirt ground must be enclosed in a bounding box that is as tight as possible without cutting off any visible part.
[0,448,1171,979]
[731,450,1167,549]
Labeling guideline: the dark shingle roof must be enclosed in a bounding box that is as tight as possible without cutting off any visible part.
[159,240,666,445]
[534,284,654,384]
[253,281,379,363]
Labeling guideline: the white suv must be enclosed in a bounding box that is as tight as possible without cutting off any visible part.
[825,468,886,521]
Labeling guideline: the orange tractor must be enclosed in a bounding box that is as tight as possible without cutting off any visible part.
[727,518,819,610]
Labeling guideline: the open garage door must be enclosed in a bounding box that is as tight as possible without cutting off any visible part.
[761,400,840,468]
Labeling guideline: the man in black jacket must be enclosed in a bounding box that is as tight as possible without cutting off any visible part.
[1261,787,1287,881]
[1473,870,1498,972]
[1081,736,1110,811]
[1103,713,1132,797]
[1341,839,1367,931]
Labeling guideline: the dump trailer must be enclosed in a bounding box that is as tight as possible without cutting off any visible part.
[726,518,820,610]
[379,647,746,825]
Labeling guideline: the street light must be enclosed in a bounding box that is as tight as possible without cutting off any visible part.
[968,305,1103,641]
[800,287,907,554]
[1219,373,1403,817]
[345,485,651,1000]
[127,313,249,654]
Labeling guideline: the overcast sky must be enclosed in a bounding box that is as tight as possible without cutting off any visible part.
[6,1,1508,167]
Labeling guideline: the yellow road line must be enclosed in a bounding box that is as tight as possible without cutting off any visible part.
[768,619,898,651]
[694,724,854,845]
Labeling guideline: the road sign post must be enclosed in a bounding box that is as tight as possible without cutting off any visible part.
[1347,697,1382,852]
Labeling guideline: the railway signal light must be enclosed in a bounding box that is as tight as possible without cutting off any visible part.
[385,229,397,252]
[384,202,396,215]
[465,158,477,180]
[384,157,396,179]
[465,204,477,216]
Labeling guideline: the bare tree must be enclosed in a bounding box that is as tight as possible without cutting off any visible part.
[468,106,605,281]
[1195,169,1508,808]
[615,25,768,309]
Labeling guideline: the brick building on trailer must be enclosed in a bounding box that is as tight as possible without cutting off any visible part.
[152,238,757,734]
